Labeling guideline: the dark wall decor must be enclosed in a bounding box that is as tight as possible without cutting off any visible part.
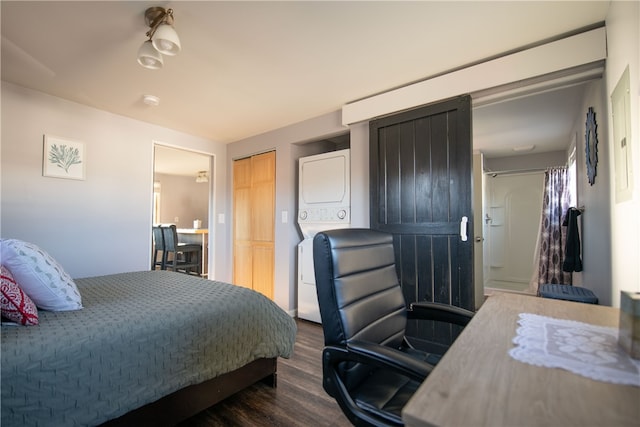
[585,107,598,185]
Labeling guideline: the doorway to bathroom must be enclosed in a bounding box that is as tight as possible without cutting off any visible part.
[483,171,544,294]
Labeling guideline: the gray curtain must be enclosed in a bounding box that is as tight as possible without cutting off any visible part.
[534,167,572,290]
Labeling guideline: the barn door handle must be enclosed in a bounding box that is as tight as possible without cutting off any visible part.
[460,216,468,241]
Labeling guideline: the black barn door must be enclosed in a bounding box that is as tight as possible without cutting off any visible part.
[370,95,474,314]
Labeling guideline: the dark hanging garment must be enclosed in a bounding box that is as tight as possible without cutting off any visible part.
[562,208,583,272]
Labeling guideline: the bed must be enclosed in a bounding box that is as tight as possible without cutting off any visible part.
[1,270,297,427]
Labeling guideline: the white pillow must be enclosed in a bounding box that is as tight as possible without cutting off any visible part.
[0,239,82,311]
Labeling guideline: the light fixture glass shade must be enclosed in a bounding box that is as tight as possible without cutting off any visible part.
[137,40,163,69]
[152,24,181,56]
[142,94,160,106]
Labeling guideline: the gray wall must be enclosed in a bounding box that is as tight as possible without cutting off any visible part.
[2,2,635,312]
[155,173,209,229]
[226,12,637,312]
[570,79,613,305]
[226,111,347,313]
[1,82,227,279]
[606,1,640,305]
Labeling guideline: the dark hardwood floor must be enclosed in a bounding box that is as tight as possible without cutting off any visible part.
[179,319,351,427]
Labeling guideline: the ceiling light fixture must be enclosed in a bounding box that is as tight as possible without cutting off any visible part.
[137,7,181,70]
[142,94,160,106]
[512,145,535,152]
[195,171,209,183]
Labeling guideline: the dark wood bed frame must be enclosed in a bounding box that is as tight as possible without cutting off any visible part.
[101,357,277,427]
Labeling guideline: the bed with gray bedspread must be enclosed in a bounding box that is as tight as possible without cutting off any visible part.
[1,270,297,427]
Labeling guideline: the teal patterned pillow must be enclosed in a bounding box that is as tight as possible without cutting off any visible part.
[0,239,82,311]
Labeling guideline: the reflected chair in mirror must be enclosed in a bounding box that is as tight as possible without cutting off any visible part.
[152,226,166,270]
[313,228,474,427]
[161,225,202,275]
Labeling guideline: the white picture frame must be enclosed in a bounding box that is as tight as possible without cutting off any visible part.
[43,135,86,180]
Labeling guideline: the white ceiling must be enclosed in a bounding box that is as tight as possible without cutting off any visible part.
[1,1,610,173]
[154,145,210,177]
[473,83,589,156]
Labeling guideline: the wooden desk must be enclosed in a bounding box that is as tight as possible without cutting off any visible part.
[177,228,208,277]
[402,292,640,427]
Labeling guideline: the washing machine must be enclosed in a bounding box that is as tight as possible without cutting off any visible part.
[297,149,350,323]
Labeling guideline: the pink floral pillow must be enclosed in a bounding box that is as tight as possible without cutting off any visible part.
[1,265,39,325]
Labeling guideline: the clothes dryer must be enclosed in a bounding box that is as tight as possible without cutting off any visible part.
[297,149,350,322]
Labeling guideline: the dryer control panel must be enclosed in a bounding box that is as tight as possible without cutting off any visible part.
[298,207,350,223]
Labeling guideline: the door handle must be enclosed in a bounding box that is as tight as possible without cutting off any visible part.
[460,216,468,241]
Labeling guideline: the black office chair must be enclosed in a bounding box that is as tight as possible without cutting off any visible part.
[313,228,474,427]
[152,226,166,270]
[161,225,202,275]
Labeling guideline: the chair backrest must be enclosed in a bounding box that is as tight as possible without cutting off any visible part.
[313,228,407,349]
[152,226,165,250]
[161,225,179,252]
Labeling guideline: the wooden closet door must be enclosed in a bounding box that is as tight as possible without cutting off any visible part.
[250,152,275,299]
[232,151,275,300]
[233,157,253,288]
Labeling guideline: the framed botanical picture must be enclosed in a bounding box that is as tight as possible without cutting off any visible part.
[43,135,86,180]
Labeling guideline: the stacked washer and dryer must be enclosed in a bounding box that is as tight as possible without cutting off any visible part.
[297,149,350,323]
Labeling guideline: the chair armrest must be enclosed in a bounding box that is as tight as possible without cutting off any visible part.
[324,341,433,382]
[408,301,474,326]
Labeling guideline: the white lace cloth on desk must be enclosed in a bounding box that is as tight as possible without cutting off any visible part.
[509,313,640,387]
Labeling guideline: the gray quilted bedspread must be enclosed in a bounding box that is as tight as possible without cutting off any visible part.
[1,271,297,427]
